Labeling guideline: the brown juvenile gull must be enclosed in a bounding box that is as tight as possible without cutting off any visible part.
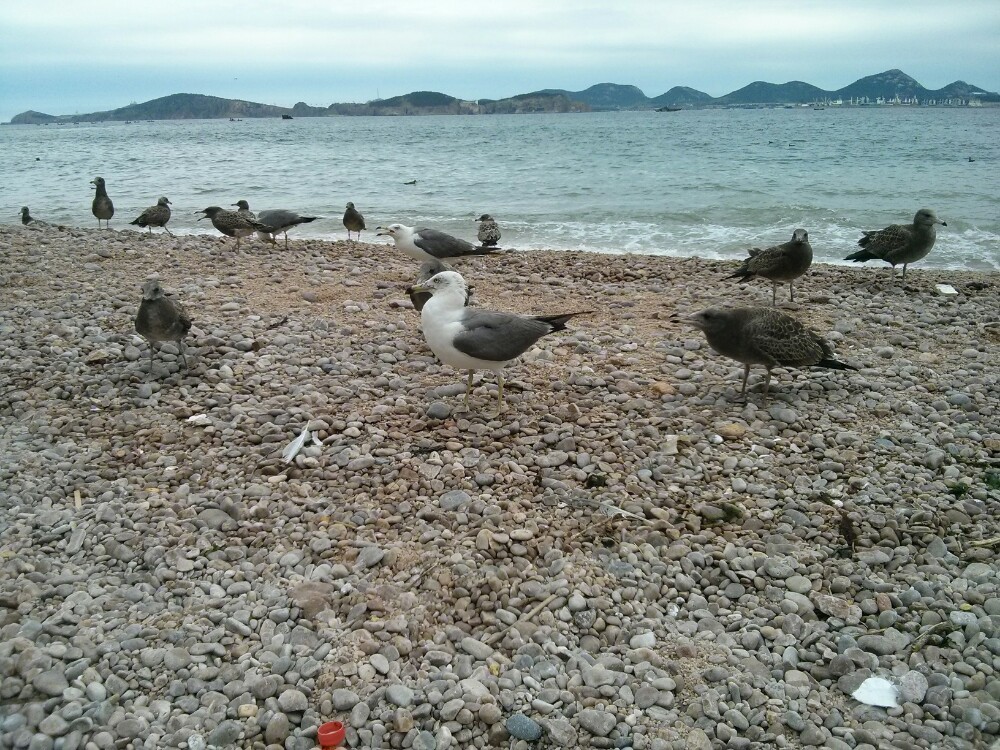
[845,208,946,282]
[343,202,366,240]
[405,259,473,312]
[130,197,173,235]
[255,209,318,249]
[196,206,272,250]
[90,176,114,229]
[376,223,500,263]
[683,306,856,400]
[409,270,587,416]
[232,200,256,221]
[726,228,812,305]
[477,214,501,247]
[135,279,192,373]
[20,207,51,227]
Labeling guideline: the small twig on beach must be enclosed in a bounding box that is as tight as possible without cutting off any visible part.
[968,536,1000,548]
[484,593,558,646]
[910,621,952,652]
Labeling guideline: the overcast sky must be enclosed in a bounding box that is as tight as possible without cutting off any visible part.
[1,0,998,121]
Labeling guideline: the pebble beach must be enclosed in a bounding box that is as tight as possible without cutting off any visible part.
[1,223,998,750]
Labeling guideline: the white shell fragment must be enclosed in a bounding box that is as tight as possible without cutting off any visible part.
[935,284,958,295]
[852,676,899,708]
[185,413,210,425]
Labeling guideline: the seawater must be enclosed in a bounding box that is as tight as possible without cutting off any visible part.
[1,108,998,270]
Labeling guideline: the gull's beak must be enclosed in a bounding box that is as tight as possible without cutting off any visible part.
[409,281,429,294]
[375,226,388,236]
[939,219,947,226]
[195,211,207,220]
[671,312,702,329]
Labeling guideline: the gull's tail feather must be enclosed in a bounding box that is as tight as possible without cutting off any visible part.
[532,311,592,331]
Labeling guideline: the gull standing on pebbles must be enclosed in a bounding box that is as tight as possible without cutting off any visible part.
[130,197,173,235]
[682,306,856,401]
[91,176,114,229]
[726,228,812,305]
[135,280,192,374]
[476,214,501,247]
[343,202,366,240]
[196,206,272,250]
[406,259,472,312]
[410,270,586,415]
[845,208,946,283]
[377,223,500,263]
[255,209,318,248]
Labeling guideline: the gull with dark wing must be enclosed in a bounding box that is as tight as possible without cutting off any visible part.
[410,270,586,416]
[20,207,52,228]
[130,197,173,235]
[376,223,500,262]
[726,228,812,305]
[682,306,856,401]
[845,208,945,282]
[135,279,192,374]
[196,206,272,250]
[343,202,366,241]
[91,176,114,229]
[232,200,256,221]
[255,209,318,248]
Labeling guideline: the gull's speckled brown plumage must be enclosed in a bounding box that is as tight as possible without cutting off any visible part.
[845,208,945,282]
[726,228,812,304]
[135,280,192,373]
[130,197,173,235]
[197,206,271,250]
[685,306,856,400]
[476,214,501,247]
[90,176,114,229]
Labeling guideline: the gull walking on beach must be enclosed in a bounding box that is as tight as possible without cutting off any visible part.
[682,306,856,401]
[726,228,812,305]
[343,202,366,241]
[130,197,173,235]
[377,224,500,263]
[196,206,272,250]
[135,280,192,374]
[91,177,114,229]
[476,214,501,247]
[845,208,945,283]
[255,209,318,248]
[410,270,586,416]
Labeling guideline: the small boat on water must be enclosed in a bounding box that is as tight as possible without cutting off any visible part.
[656,106,682,112]
[282,114,293,120]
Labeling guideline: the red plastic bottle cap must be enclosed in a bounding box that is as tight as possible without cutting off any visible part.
[317,720,346,748]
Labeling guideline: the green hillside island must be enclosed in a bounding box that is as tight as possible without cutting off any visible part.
[8,70,998,124]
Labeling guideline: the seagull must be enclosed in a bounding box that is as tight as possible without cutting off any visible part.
[410,270,586,416]
[255,209,318,249]
[196,206,272,250]
[844,208,945,283]
[91,176,114,229]
[130,197,173,235]
[682,306,856,401]
[376,224,500,263]
[135,279,192,374]
[476,214,501,247]
[406,259,473,312]
[726,228,812,305]
[343,202,366,241]
[20,207,51,228]
[232,200,256,221]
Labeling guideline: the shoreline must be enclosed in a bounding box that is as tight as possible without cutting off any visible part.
[1,225,998,749]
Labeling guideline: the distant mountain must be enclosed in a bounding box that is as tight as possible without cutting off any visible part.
[714,80,828,105]
[8,69,998,123]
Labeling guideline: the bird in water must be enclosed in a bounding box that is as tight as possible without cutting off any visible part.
[91,176,114,229]
[476,214,501,247]
[844,208,945,283]
[135,279,192,374]
[725,228,812,305]
[130,197,173,235]
[343,202,366,241]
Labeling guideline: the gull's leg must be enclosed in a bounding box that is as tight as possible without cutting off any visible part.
[165,226,174,237]
[179,339,188,369]
[771,282,777,306]
[901,263,908,283]
[763,369,772,400]
[789,280,794,303]
[283,232,289,250]
[739,363,751,399]
[149,341,155,374]
[493,373,505,418]
[464,370,474,408]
